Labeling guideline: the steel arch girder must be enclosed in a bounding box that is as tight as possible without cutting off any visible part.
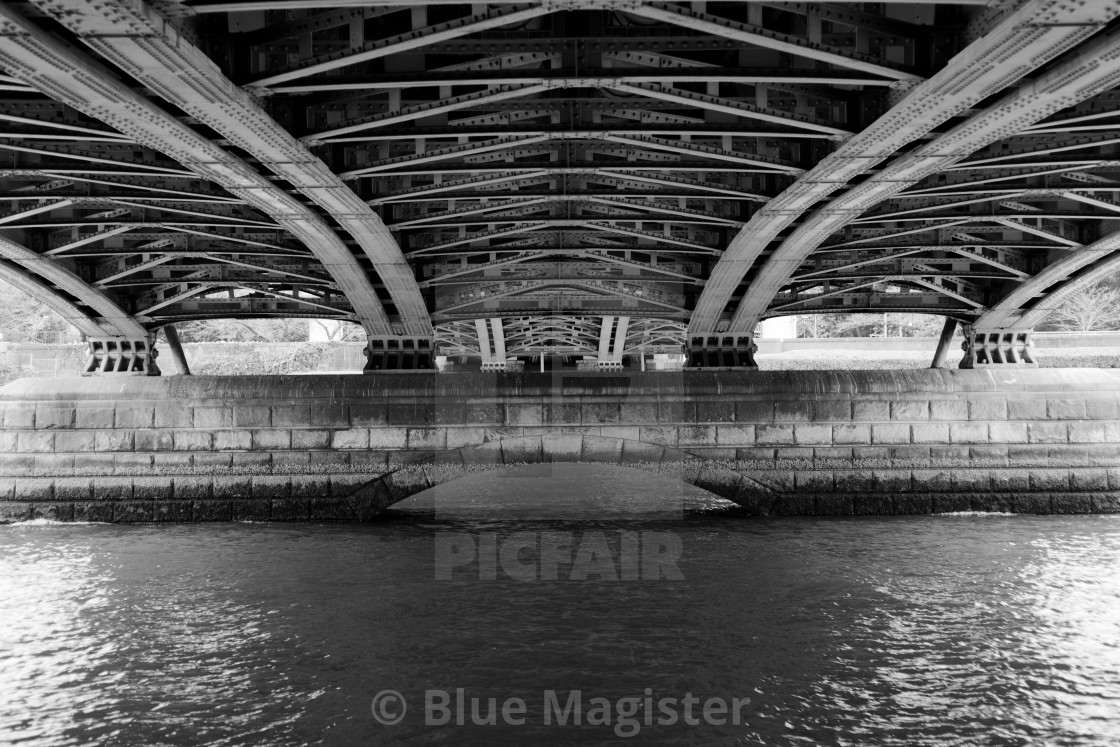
[687,0,1120,335]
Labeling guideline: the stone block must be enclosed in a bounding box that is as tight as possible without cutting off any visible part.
[968,398,1007,422]
[832,424,871,445]
[291,429,330,450]
[1068,422,1108,444]
[0,502,30,522]
[545,403,583,425]
[929,400,968,421]
[1017,494,1053,514]
[1083,398,1119,420]
[971,493,1013,513]
[465,402,504,425]
[1028,423,1068,444]
[912,470,951,492]
[502,437,543,463]
[115,407,154,429]
[735,401,774,423]
[30,503,73,522]
[895,495,932,514]
[310,405,348,427]
[230,499,271,522]
[53,477,92,501]
[433,402,466,425]
[1047,399,1085,420]
[252,475,292,499]
[834,470,874,493]
[271,498,309,521]
[1092,494,1120,513]
[152,501,193,523]
[1007,398,1046,420]
[17,431,54,453]
[173,477,212,500]
[92,478,132,501]
[542,435,582,461]
[330,474,370,497]
[872,424,911,444]
[582,403,621,425]
[252,429,291,450]
[212,476,252,500]
[54,431,97,453]
[0,432,15,452]
[600,426,641,442]
[214,431,252,451]
[74,407,114,430]
[620,440,666,463]
[95,431,134,452]
[388,403,434,426]
[134,430,174,452]
[192,500,233,522]
[930,445,970,461]
[794,424,833,446]
[990,470,1030,493]
[1071,469,1109,491]
[853,495,895,515]
[233,406,271,428]
[770,494,816,516]
[816,495,854,516]
[696,401,735,423]
[932,495,971,513]
[812,401,851,422]
[796,470,834,492]
[951,470,989,492]
[638,426,678,447]
[1030,469,1069,492]
[290,475,330,498]
[271,405,312,427]
[853,446,891,461]
[891,400,929,421]
[1052,494,1093,514]
[756,425,795,446]
[193,452,232,469]
[969,445,1007,462]
[331,428,370,450]
[193,407,233,429]
[35,406,75,429]
[132,477,173,501]
[408,428,446,450]
[736,447,774,461]
[153,406,193,428]
[816,447,855,462]
[949,423,988,444]
[174,431,213,451]
[874,471,912,493]
[988,422,1028,444]
[757,472,794,492]
[853,401,889,422]
[348,404,388,426]
[113,502,154,523]
[890,446,930,462]
[658,401,693,423]
[677,425,717,446]
[506,404,543,426]
[773,401,812,422]
[368,428,409,449]
[582,435,623,462]
[716,425,755,446]
[445,427,488,449]
[231,452,270,469]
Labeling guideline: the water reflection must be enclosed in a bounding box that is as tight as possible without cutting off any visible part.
[0,467,1118,746]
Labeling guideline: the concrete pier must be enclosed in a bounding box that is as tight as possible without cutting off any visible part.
[1,370,1119,521]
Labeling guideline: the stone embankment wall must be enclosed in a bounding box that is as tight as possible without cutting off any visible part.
[1,370,1119,521]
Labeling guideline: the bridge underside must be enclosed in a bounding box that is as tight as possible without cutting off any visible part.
[1,0,1120,370]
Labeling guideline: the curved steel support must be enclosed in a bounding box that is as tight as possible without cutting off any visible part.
[0,236,146,338]
[1015,252,1120,330]
[687,0,1120,335]
[31,0,431,335]
[0,2,395,336]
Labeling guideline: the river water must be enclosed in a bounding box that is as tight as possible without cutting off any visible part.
[2,464,1120,746]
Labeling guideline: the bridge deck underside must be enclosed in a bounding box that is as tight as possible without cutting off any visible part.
[0,0,1119,359]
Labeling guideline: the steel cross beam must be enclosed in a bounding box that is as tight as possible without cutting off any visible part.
[28,0,430,336]
[688,0,1120,335]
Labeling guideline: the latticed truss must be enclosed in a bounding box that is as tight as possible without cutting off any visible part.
[1,0,1120,366]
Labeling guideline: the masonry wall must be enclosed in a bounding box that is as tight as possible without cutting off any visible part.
[1,369,1119,521]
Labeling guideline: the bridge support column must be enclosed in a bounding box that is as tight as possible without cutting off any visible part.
[596,316,628,370]
[687,335,758,369]
[475,318,507,372]
[960,327,1036,369]
[84,337,161,376]
[930,318,958,369]
[363,336,433,371]
[162,325,191,376]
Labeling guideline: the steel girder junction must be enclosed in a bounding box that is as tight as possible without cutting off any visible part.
[1,1,1119,372]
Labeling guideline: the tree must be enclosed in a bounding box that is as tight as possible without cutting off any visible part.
[1042,282,1120,332]
[310,319,364,342]
[795,312,947,338]
[0,278,78,342]
[175,318,309,342]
